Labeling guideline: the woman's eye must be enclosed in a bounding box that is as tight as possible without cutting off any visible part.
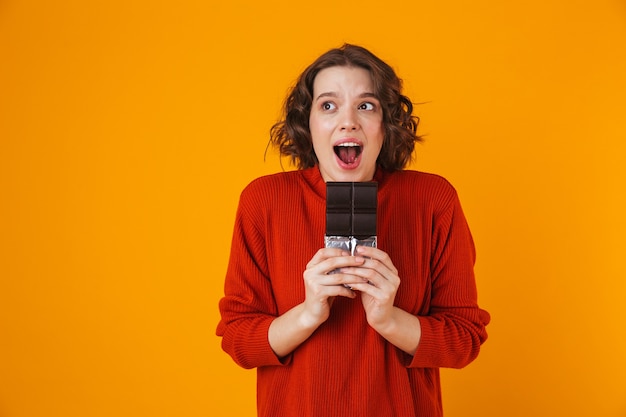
[322,102,336,111]
[359,102,375,111]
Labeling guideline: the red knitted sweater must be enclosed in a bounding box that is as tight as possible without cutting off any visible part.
[217,166,490,417]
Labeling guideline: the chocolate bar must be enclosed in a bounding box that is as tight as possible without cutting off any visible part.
[325,182,377,255]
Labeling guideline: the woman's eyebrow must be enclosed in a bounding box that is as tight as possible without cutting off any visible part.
[315,92,337,101]
[314,92,378,101]
[358,92,378,99]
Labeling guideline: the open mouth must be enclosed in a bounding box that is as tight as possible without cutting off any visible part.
[334,143,362,165]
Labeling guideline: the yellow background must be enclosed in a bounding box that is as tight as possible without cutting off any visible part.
[1,0,625,416]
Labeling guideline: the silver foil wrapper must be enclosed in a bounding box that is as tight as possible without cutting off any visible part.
[324,235,377,254]
[325,235,377,277]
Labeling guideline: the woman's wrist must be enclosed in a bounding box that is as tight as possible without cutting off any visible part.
[371,307,421,356]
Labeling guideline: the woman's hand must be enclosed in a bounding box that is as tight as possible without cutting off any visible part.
[337,245,422,355]
[270,246,420,357]
[268,247,367,358]
[300,247,368,328]
[337,246,401,331]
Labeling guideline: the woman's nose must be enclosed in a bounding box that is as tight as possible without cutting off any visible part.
[340,108,359,131]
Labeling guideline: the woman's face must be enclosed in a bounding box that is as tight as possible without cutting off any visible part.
[309,66,384,182]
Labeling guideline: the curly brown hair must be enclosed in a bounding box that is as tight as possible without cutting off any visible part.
[269,44,421,170]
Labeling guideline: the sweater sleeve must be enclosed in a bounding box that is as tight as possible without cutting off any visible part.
[216,185,285,369]
[408,188,490,369]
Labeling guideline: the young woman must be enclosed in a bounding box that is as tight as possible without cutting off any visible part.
[217,44,490,417]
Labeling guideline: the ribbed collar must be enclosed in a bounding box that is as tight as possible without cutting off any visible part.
[299,165,388,200]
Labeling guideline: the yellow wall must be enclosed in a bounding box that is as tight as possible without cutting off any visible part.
[1,1,625,416]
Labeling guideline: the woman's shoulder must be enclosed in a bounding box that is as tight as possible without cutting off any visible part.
[244,171,301,193]
[386,169,457,194]
[381,169,462,214]
[239,169,310,203]
[244,170,301,189]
